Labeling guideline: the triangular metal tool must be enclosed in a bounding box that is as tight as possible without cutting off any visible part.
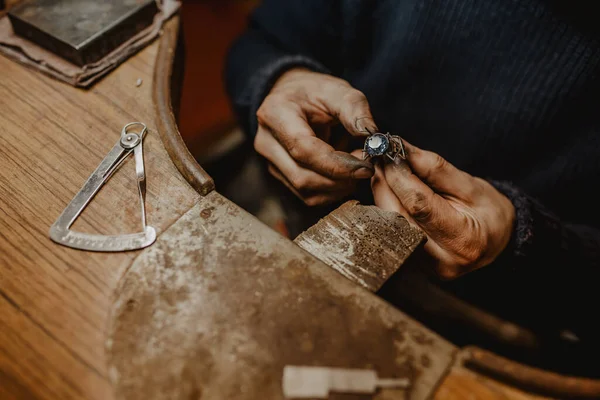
[49,122,156,252]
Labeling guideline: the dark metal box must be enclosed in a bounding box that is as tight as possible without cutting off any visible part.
[7,0,158,66]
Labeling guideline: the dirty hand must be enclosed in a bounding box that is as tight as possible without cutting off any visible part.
[255,68,377,206]
[371,140,515,280]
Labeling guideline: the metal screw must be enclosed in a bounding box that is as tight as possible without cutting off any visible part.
[120,133,140,149]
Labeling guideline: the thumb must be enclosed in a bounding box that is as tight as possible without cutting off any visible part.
[383,157,454,230]
[322,83,378,137]
[401,139,475,200]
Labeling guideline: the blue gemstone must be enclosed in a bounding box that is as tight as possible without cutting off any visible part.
[365,134,389,156]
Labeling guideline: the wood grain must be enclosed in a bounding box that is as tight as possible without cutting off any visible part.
[294,200,426,292]
[434,366,553,400]
[0,16,199,400]
[462,346,600,398]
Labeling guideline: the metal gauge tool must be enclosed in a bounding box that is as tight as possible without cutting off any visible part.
[49,122,156,252]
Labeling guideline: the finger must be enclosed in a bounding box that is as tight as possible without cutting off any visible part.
[372,162,468,280]
[418,240,470,281]
[267,163,355,194]
[371,165,419,225]
[319,83,378,136]
[402,139,477,201]
[383,158,458,236]
[255,128,356,192]
[349,148,370,163]
[267,163,304,200]
[268,164,353,206]
[372,165,461,279]
[290,136,375,179]
[259,103,374,179]
[371,165,403,212]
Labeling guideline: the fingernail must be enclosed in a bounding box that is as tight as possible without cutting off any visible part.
[353,166,374,179]
[355,117,378,135]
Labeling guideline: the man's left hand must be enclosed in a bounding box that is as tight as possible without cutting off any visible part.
[371,140,515,280]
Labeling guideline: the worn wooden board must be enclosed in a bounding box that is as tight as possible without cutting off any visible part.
[107,192,456,400]
[294,200,426,292]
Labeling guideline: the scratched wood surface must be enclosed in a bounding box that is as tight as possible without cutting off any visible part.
[294,200,426,292]
[0,16,200,400]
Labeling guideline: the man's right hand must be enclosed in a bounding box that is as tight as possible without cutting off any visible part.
[254,68,377,206]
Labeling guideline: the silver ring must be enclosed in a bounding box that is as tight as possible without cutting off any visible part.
[362,132,406,162]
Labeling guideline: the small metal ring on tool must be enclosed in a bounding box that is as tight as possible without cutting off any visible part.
[121,121,148,138]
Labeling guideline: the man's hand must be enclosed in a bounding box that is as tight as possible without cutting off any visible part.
[255,68,377,206]
[371,140,515,280]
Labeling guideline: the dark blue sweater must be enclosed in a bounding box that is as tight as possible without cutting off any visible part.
[225,0,600,340]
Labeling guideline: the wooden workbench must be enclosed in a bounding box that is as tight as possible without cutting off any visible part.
[0,13,563,400]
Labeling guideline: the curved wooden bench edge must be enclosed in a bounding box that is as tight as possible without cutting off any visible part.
[153,14,215,196]
[461,346,600,399]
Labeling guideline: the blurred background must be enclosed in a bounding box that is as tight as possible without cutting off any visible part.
[178,0,293,236]
[178,0,255,156]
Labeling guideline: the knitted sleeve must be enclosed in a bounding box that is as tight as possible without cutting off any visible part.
[224,0,342,139]
[486,180,600,337]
